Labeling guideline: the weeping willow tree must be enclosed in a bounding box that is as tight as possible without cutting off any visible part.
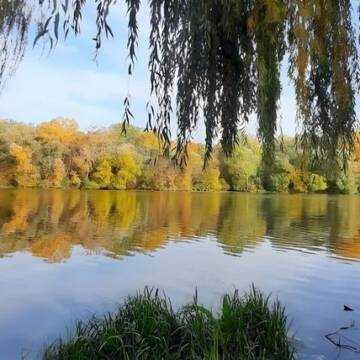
[0,0,31,92]
[288,0,359,179]
[0,0,359,186]
[251,0,285,187]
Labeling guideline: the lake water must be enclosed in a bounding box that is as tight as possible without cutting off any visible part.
[1,190,360,359]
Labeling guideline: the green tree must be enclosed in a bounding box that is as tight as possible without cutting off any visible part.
[308,174,327,193]
[335,165,357,194]
[221,140,261,191]
[268,153,292,192]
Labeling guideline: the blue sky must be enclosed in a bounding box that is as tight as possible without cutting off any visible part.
[0,2,298,142]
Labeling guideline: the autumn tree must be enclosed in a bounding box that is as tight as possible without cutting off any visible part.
[70,134,98,186]
[140,156,178,190]
[92,157,113,189]
[9,143,39,186]
[175,144,202,191]
[135,132,160,158]
[175,165,193,191]
[51,158,66,188]
[37,118,78,145]
[112,145,141,189]
[201,168,222,191]
[188,150,205,191]
[0,120,38,185]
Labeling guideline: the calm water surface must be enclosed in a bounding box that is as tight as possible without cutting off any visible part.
[1,190,360,359]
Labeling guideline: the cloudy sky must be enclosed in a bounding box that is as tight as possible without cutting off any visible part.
[0,2,299,141]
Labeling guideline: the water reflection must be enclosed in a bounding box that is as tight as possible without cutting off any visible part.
[1,190,360,262]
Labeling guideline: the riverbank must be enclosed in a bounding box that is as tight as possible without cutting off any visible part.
[0,185,353,195]
[43,287,294,360]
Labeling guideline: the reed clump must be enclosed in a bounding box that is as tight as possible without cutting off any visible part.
[43,286,294,360]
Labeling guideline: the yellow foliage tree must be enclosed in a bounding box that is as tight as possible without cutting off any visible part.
[153,157,177,190]
[69,170,81,187]
[52,158,66,188]
[202,168,221,191]
[175,165,192,191]
[135,132,159,154]
[289,169,307,193]
[37,118,78,144]
[9,143,39,186]
[92,157,113,188]
[113,145,140,189]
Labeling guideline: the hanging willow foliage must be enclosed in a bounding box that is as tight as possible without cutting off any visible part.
[288,0,359,168]
[0,0,31,91]
[252,0,285,187]
[0,0,360,174]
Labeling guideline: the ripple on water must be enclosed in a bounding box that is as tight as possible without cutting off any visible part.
[1,191,360,359]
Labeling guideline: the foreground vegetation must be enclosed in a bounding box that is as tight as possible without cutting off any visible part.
[1,118,360,193]
[43,287,294,360]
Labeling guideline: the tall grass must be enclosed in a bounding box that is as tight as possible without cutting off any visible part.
[43,287,295,360]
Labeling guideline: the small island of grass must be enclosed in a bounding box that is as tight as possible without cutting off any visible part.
[43,287,294,360]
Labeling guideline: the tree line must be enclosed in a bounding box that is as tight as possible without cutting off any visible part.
[0,118,359,193]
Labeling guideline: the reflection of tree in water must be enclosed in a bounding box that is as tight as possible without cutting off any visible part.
[216,194,266,255]
[131,192,222,251]
[261,195,360,260]
[0,190,41,255]
[1,190,39,234]
[1,190,360,262]
[261,195,329,250]
[326,196,360,261]
[31,233,72,263]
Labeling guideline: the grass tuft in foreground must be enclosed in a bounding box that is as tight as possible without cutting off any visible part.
[43,286,295,360]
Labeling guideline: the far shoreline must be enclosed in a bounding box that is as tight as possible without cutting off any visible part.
[0,186,356,195]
